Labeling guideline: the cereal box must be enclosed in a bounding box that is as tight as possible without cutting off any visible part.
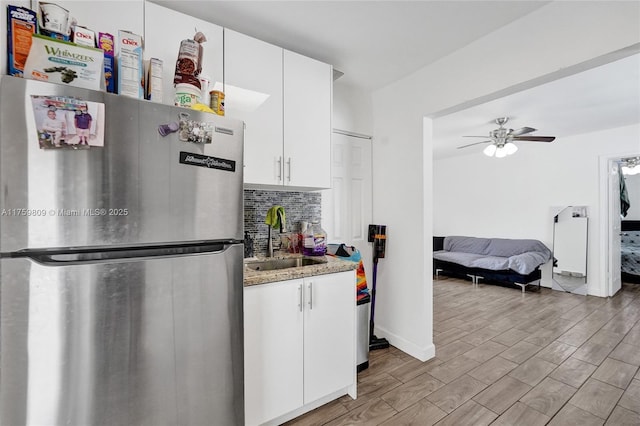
[7,5,37,77]
[98,32,115,93]
[72,26,96,48]
[145,58,163,102]
[117,30,144,99]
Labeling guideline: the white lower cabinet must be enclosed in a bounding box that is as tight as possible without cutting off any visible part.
[244,271,356,426]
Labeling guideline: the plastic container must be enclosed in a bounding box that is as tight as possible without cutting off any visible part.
[302,221,327,256]
[174,83,201,108]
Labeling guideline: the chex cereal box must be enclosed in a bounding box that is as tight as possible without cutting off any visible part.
[72,26,96,48]
[117,30,144,99]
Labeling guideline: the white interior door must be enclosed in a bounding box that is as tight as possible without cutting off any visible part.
[609,160,622,296]
[323,132,373,277]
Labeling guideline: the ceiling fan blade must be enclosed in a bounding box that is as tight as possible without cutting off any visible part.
[457,140,492,149]
[512,136,555,142]
[510,126,537,136]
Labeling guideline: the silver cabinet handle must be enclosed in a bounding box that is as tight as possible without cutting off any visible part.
[298,284,303,312]
[277,156,282,182]
[286,157,292,183]
[307,282,313,310]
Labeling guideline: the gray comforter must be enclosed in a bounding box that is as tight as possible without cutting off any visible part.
[433,236,552,275]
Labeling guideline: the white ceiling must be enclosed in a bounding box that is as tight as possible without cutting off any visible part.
[432,53,640,159]
[152,1,639,158]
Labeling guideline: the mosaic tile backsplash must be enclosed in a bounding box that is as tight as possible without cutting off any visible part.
[244,189,322,257]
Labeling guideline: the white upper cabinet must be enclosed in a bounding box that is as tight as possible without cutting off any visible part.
[224,29,283,187]
[283,50,332,189]
[224,30,332,190]
[144,1,223,106]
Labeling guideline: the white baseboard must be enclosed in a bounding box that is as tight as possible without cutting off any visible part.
[374,325,435,362]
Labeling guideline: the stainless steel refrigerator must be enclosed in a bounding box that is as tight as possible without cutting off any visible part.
[0,76,245,425]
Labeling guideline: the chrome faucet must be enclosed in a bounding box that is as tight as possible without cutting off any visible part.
[267,227,274,257]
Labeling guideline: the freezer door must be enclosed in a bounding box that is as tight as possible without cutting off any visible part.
[0,76,244,253]
[0,244,244,426]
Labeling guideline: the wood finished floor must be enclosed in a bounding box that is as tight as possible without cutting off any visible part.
[285,277,640,426]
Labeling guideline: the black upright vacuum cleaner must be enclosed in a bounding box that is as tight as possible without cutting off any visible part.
[368,224,390,351]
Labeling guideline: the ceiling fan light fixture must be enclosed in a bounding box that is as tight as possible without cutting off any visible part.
[459,117,555,155]
[504,142,518,155]
[483,144,497,157]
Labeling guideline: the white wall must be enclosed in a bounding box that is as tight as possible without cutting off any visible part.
[624,173,640,220]
[434,124,640,296]
[370,1,640,360]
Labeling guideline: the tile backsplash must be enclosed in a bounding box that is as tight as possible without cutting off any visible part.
[244,189,321,257]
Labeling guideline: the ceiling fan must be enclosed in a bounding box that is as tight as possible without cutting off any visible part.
[457,117,556,157]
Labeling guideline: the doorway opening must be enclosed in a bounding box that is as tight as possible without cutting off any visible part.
[600,152,640,297]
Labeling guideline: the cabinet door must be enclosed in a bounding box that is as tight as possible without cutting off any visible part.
[283,50,332,189]
[303,271,355,403]
[144,1,223,106]
[244,280,304,426]
[224,29,283,186]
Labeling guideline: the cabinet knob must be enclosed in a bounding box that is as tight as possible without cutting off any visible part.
[308,282,313,310]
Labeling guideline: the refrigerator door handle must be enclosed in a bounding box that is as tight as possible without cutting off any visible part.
[11,241,240,265]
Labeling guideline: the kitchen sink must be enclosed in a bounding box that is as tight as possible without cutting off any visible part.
[245,257,327,271]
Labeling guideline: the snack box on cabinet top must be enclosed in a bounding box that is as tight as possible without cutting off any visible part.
[7,5,38,77]
[23,34,105,91]
[117,30,144,99]
[72,26,96,48]
[98,32,116,93]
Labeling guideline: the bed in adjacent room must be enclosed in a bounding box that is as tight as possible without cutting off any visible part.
[622,220,640,283]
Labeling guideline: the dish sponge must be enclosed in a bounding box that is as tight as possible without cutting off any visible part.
[265,206,286,231]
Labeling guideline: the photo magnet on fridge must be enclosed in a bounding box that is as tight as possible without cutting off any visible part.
[31,95,105,149]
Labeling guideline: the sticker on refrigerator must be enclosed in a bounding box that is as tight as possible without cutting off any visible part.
[179,151,236,172]
[31,95,105,149]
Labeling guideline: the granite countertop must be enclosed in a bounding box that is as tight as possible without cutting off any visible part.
[243,253,357,286]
